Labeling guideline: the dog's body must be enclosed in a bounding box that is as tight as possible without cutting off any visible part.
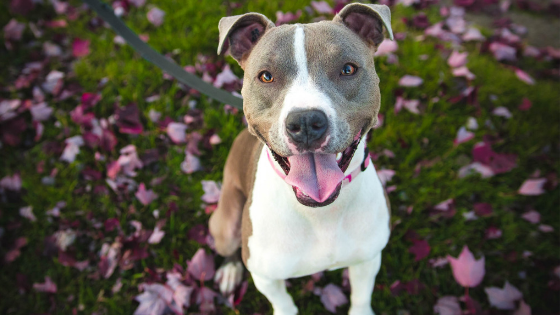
[209,3,394,314]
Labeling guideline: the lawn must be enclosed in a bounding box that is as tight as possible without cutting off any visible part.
[0,0,559,314]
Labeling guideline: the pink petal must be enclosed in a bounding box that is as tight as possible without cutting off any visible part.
[521,210,540,224]
[181,152,202,174]
[518,98,532,111]
[147,7,165,27]
[513,300,532,315]
[320,283,348,313]
[489,42,516,61]
[374,39,399,57]
[409,239,431,261]
[3,19,26,41]
[403,99,420,114]
[447,246,485,287]
[135,183,158,206]
[398,75,423,87]
[454,126,474,145]
[275,10,302,25]
[19,206,36,222]
[134,283,173,315]
[515,69,535,85]
[492,106,512,118]
[72,38,90,57]
[518,178,546,195]
[434,198,454,211]
[166,122,188,144]
[311,1,333,14]
[187,248,215,281]
[448,50,468,68]
[201,180,221,204]
[538,224,554,233]
[209,134,221,145]
[147,226,165,244]
[213,64,239,88]
[452,66,476,80]
[33,276,57,293]
[484,281,523,310]
[376,169,395,186]
[462,27,485,41]
[433,296,461,315]
[485,227,502,239]
[30,102,53,121]
[0,173,22,191]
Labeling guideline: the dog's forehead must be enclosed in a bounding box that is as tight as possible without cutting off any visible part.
[246,21,369,73]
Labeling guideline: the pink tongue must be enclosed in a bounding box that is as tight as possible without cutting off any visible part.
[285,153,344,203]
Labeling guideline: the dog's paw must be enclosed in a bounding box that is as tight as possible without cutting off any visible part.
[214,260,244,296]
[348,305,375,315]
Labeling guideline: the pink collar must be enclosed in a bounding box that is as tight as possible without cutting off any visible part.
[266,147,372,188]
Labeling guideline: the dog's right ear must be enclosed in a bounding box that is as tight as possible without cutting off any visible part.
[217,13,275,68]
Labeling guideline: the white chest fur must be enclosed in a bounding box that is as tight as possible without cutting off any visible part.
[246,142,390,280]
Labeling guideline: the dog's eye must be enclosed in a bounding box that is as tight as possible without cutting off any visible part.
[259,71,274,83]
[341,63,357,76]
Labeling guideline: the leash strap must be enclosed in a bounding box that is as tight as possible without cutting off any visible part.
[81,0,244,110]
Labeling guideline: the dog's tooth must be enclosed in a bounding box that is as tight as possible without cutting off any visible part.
[336,152,342,161]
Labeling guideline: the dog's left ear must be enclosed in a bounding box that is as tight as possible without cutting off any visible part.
[333,3,394,49]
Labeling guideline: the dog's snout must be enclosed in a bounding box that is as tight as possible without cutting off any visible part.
[285,110,328,146]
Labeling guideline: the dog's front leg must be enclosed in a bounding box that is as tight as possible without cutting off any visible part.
[251,273,298,315]
[348,254,382,315]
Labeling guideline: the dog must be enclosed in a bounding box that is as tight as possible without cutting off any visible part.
[209,3,393,314]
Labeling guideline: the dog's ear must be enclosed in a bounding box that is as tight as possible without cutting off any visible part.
[217,13,275,67]
[333,3,394,49]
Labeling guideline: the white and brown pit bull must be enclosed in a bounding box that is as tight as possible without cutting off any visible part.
[209,3,393,314]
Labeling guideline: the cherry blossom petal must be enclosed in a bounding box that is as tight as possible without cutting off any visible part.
[484,281,523,310]
[454,126,474,145]
[518,178,546,195]
[462,27,485,41]
[4,19,26,41]
[187,248,215,281]
[448,50,468,68]
[201,180,221,204]
[374,39,398,57]
[148,226,165,244]
[33,276,57,293]
[276,10,302,25]
[513,300,531,315]
[134,283,173,315]
[377,169,395,186]
[181,151,202,174]
[447,246,485,288]
[521,210,540,224]
[515,69,535,85]
[492,107,512,118]
[19,206,36,222]
[409,239,431,261]
[452,66,476,80]
[434,296,461,315]
[213,64,239,88]
[320,283,348,313]
[538,224,554,233]
[147,7,165,27]
[72,38,90,57]
[135,183,158,206]
[398,75,423,87]
[311,1,333,14]
[166,122,188,144]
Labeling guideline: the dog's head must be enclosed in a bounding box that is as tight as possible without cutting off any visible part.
[218,3,393,207]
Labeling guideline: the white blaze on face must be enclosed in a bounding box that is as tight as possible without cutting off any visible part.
[277,25,337,154]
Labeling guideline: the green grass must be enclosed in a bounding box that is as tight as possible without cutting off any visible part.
[1,1,559,314]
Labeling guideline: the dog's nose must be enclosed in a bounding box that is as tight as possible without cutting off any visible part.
[285,110,328,146]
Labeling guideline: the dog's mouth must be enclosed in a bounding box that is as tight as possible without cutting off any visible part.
[269,133,361,208]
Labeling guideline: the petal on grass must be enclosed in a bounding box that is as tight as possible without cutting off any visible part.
[398,75,423,87]
[447,246,485,288]
[518,178,546,195]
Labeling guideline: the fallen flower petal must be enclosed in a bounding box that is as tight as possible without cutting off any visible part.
[187,248,215,281]
[521,210,540,224]
[201,180,221,204]
[484,281,523,310]
[515,69,535,85]
[33,276,57,293]
[319,283,348,313]
[72,38,90,57]
[513,300,531,315]
[398,75,423,87]
[434,296,461,315]
[135,183,158,206]
[447,246,485,287]
[454,126,474,145]
[492,107,512,118]
[147,7,165,27]
[148,226,165,244]
[19,206,36,222]
[311,1,333,14]
[448,50,468,68]
[452,66,476,80]
[166,122,188,144]
[518,178,546,195]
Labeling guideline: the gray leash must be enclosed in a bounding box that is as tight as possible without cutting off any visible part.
[82,0,244,110]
